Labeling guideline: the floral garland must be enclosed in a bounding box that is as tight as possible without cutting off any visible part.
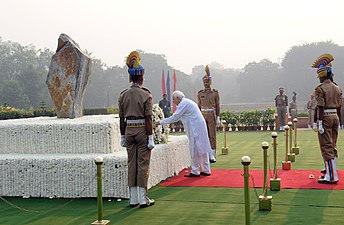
[152,104,169,144]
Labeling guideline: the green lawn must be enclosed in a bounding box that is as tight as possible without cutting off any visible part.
[1,129,344,225]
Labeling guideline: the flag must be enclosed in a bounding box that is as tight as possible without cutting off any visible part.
[166,70,171,106]
[173,70,177,112]
[161,70,166,95]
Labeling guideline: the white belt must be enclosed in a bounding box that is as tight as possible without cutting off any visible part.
[201,108,215,112]
[324,109,337,113]
[127,119,145,123]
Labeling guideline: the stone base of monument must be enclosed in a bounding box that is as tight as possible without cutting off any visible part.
[0,115,190,198]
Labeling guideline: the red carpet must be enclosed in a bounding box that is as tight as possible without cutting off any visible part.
[160,168,344,190]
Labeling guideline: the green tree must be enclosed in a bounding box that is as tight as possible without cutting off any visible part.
[0,80,30,108]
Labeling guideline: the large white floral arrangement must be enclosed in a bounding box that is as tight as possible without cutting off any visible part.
[152,104,169,144]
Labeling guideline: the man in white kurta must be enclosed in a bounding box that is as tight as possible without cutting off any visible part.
[156,90,212,177]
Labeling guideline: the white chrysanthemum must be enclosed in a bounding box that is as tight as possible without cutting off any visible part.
[152,104,169,144]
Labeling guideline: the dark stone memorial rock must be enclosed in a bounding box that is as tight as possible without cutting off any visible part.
[46,33,91,118]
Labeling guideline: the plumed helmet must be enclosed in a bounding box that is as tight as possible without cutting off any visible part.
[126,51,144,76]
[312,53,334,78]
[202,65,212,84]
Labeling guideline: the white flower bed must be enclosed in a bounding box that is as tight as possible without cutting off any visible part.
[0,115,120,154]
[0,113,190,198]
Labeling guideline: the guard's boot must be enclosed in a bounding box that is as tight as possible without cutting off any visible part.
[318,158,338,184]
[209,149,216,163]
[139,187,155,208]
[129,186,139,207]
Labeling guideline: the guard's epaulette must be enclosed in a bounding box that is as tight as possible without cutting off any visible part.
[120,89,128,95]
[141,87,151,94]
[212,89,218,92]
[315,84,324,95]
[333,81,338,86]
[198,90,204,94]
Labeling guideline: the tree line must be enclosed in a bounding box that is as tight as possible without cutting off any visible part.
[1,37,344,110]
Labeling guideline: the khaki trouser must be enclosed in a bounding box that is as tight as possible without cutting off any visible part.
[202,112,216,150]
[125,127,151,188]
[318,115,339,161]
[308,109,315,126]
[277,107,287,128]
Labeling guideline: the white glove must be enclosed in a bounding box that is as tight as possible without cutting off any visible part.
[313,122,317,131]
[318,120,324,134]
[216,116,221,126]
[120,135,126,147]
[147,135,155,150]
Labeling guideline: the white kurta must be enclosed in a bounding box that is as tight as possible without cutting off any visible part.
[160,97,211,174]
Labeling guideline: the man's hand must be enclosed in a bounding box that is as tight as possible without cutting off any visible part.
[120,135,126,147]
[147,135,155,150]
[318,120,324,134]
[216,116,221,126]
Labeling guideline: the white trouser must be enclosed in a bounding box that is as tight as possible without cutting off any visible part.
[191,152,211,175]
[324,158,338,182]
[129,186,138,204]
[209,149,216,160]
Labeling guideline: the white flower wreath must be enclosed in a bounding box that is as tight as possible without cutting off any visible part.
[152,104,169,144]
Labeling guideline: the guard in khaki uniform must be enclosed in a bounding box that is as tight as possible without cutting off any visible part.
[118,51,155,207]
[306,93,317,129]
[197,65,220,163]
[312,53,342,184]
[275,87,288,131]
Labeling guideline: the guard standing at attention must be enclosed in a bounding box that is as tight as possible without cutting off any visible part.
[118,51,155,207]
[197,65,221,163]
[312,53,342,184]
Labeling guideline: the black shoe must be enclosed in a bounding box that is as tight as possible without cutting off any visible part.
[129,203,139,208]
[210,159,216,163]
[318,179,338,184]
[200,172,211,176]
[184,173,200,177]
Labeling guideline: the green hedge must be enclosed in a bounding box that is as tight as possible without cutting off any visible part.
[220,108,276,127]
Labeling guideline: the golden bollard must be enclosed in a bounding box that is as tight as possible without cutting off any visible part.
[287,122,295,162]
[270,132,281,191]
[259,142,272,211]
[292,118,300,155]
[282,125,291,170]
[241,156,251,225]
[221,120,229,155]
[91,156,110,225]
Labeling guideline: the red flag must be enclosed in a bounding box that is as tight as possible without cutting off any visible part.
[161,70,166,95]
[173,70,177,112]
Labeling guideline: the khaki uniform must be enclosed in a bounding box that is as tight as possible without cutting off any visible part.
[118,85,152,188]
[306,98,317,126]
[341,97,344,127]
[315,80,342,161]
[197,89,220,150]
[289,100,297,123]
[275,94,288,129]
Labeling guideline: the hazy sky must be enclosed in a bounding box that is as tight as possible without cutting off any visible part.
[1,0,344,74]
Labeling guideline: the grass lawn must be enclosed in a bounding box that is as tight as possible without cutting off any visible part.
[1,129,344,225]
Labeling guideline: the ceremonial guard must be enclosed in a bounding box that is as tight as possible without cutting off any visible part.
[197,65,221,163]
[306,93,317,129]
[118,51,155,207]
[275,87,288,131]
[289,92,298,123]
[312,53,342,184]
